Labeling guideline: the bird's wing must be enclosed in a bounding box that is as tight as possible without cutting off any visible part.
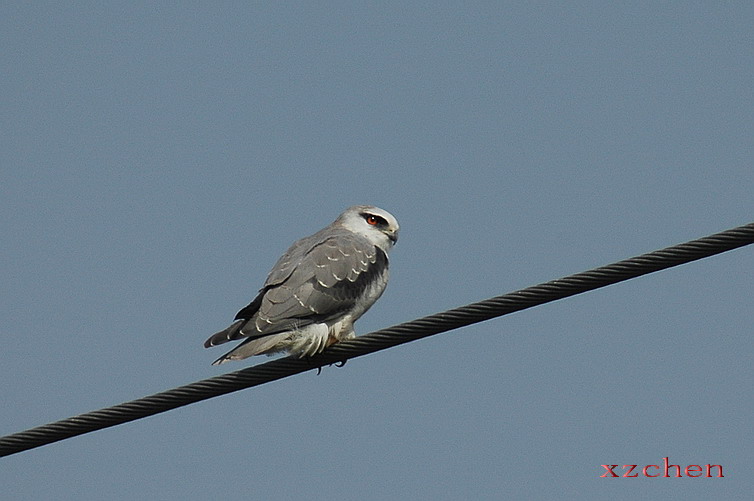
[204,230,389,350]
[203,230,327,348]
[247,231,388,337]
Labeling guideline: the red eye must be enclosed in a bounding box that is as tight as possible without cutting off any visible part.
[366,215,379,225]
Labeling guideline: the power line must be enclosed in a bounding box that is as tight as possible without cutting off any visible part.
[1,222,753,458]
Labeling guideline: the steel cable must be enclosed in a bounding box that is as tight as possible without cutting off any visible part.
[2,222,753,457]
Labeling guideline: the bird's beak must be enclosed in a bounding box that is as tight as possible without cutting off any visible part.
[387,230,398,244]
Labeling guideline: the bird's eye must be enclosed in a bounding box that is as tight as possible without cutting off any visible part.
[365,214,384,226]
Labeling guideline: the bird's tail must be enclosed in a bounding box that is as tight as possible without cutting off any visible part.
[210,332,290,365]
[204,320,245,348]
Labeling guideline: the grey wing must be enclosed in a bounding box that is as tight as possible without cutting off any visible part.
[262,229,331,287]
[204,230,329,348]
[204,231,389,350]
[248,232,388,336]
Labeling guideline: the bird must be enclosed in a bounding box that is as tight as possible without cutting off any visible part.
[205,205,399,365]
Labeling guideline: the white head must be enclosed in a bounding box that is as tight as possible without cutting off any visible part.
[336,205,399,252]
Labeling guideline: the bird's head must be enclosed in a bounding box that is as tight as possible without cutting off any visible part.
[337,205,399,251]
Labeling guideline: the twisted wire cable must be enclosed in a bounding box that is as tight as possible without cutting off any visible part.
[2,222,753,457]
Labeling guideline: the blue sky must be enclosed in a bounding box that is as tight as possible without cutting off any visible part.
[2,3,752,500]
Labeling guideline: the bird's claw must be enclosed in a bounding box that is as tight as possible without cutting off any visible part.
[314,359,348,375]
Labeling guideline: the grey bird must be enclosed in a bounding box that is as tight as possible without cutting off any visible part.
[205,205,399,365]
